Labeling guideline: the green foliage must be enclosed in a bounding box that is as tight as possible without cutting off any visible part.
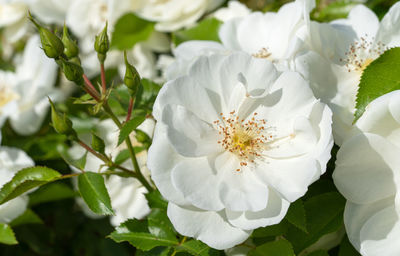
[109,219,178,251]
[145,190,168,210]
[172,18,222,46]
[0,224,17,245]
[354,47,400,122]
[176,240,222,256]
[286,199,307,233]
[135,79,161,113]
[0,166,61,205]
[286,192,346,253]
[28,182,76,206]
[307,250,330,256]
[9,209,43,227]
[77,172,114,215]
[91,132,106,154]
[111,13,154,50]
[248,239,295,256]
[118,115,146,145]
[338,236,361,256]
[312,0,359,21]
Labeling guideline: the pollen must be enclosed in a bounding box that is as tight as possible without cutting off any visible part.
[214,111,275,169]
[0,84,18,109]
[252,47,272,59]
[341,35,387,73]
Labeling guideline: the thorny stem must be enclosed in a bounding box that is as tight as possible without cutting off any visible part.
[126,98,134,122]
[100,63,106,94]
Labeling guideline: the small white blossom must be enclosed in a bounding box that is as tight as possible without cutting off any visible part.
[211,1,251,22]
[297,2,400,144]
[333,90,400,256]
[148,53,333,249]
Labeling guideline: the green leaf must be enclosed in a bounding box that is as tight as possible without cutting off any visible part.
[114,149,130,165]
[249,239,295,256]
[176,240,221,256]
[306,250,330,256]
[78,172,114,215]
[0,223,17,245]
[338,236,361,256]
[9,209,43,227]
[312,0,359,22]
[0,166,61,205]
[137,247,172,256]
[109,219,179,251]
[29,182,77,206]
[111,13,154,50]
[286,192,346,253]
[145,190,168,210]
[147,209,176,240]
[135,79,161,112]
[118,115,146,145]
[286,199,307,233]
[58,146,87,171]
[172,18,222,46]
[354,47,400,122]
[252,220,289,238]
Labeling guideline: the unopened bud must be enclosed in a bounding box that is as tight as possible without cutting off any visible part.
[28,12,64,59]
[123,51,141,98]
[94,22,109,63]
[49,99,77,139]
[91,132,105,154]
[61,59,84,85]
[62,25,79,59]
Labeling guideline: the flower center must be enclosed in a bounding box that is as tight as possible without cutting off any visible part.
[214,111,274,171]
[0,84,18,109]
[341,36,387,73]
[252,47,272,59]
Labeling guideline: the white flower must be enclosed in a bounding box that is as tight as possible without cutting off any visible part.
[0,1,30,43]
[0,143,34,223]
[210,1,251,22]
[164,0,315,80]
[7,35,58,135]
[0,71,19,127]
[297,2,400,144]
[333,90,400,256]
[70,118,155,226]
[148,53,333,249]
[135,0,224,32]
[28,0,72,26]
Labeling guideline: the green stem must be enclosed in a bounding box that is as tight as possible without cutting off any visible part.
[102,103,154,192]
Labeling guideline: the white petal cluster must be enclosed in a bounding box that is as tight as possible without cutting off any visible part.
[0,35,58,135]
[298,2,400,144]
[333,91,400,256]
[148,52,333,249]
[0,136,34,223]
[71,118,155,226]
[136,0,224,32]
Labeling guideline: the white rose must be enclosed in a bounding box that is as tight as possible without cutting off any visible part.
[333,90,400,256]
[210,1,251,22]
[0,145,34,223]
[8,35,58,135]
[164,0,315,80]
[0,1,30,43]
[296,2,400,145]
[136,0,224,32]
[70,118,155,226]
[148,52,333,249]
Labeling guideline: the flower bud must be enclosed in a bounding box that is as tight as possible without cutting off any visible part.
[61,59,84,85]
[49,99,77,139]
[123,51,141,98]
[62,24,79,59]
[91,132,105,154]
[28,13,64,59]
[94,22,109,62]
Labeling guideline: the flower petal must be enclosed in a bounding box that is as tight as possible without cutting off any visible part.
[167,203,251,250]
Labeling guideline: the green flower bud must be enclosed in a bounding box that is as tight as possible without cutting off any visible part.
[61,59,84,85]
[123,51,141,98]
[94,22,109,62]
[62,25,79,59]
[28,13,64,59]
[49,99,77,139]
[91,132,105,154]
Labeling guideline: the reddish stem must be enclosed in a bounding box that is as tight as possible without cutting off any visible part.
[82,74,100,101]
[126,98,134,122]
[100,63,106,94]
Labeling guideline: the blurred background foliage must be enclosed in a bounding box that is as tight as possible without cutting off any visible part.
[0,0,397,255]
